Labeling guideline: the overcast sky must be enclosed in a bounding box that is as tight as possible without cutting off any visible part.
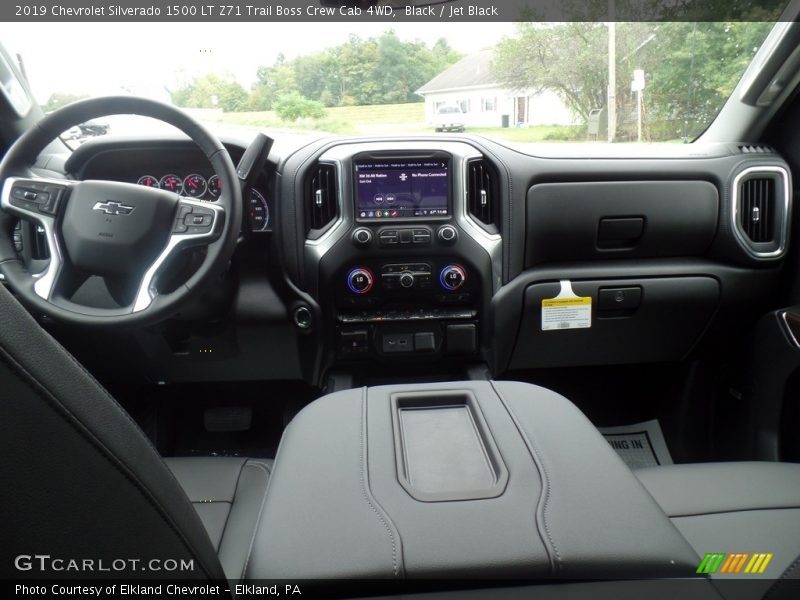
[2,22,517,104]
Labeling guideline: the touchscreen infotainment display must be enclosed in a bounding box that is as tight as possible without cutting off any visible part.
[354,158,449,219]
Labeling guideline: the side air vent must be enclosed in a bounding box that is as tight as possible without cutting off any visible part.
[733,166,789,258]
[305,162,338,236]
[466,158,499,232]
[738,144,775,154]
[740,177,775,243]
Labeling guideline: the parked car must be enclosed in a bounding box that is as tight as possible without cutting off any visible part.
[432,104,466,132]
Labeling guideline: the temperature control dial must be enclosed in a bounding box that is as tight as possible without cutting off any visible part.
[439,264,466,291]
[347,267,374,295]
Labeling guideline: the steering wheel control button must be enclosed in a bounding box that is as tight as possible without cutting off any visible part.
[177,204,194,220]
[437,225,458,244]
[173,202,216,235]
[440,264,467,291]
[185,214,213,227]
[347,267,374,295]
[352,227,373,248]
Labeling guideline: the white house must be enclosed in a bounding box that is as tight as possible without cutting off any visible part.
[416,50,577,128]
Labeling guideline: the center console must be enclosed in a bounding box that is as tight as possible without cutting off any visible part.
[304,142,501,368]
[245,381,699,579]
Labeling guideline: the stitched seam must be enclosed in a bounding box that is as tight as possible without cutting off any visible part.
[491,381,561,574]
[213,458,248,552]
[360,388,400,577]
[669,505,800,518]
[0,346,219,581]
[239,461,272,582]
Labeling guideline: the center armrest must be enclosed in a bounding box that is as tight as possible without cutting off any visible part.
[245,381,698,579]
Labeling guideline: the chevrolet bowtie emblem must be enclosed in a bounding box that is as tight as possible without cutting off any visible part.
[92,201,135,216]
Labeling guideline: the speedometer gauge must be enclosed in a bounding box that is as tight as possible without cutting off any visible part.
[182,174,207,198]
[207,175,222,199]
[159,174,183,194]
[249,189,270,232]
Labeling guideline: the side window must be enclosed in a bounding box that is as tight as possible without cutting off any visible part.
[482,97,496,112]
[459,100,470,114]
[0,48,32,117]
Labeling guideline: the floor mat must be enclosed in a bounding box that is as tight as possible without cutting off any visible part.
[598,419,673,469]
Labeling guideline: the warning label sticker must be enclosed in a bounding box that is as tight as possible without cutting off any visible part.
[541,280,592,331]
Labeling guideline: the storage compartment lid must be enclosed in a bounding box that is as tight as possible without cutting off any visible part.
[392,390,508,502]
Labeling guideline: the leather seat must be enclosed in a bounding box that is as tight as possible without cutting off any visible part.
[636,462,800,599]
[0,282,270,581]
[165,457,273,580]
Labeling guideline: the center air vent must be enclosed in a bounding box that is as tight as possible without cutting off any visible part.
[466,158,499,231]
[305,163,338,236]
[733,166,789,259]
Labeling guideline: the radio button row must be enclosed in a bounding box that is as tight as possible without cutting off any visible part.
[378,227,433,247]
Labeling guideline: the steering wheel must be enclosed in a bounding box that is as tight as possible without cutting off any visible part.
[0,96,242,326]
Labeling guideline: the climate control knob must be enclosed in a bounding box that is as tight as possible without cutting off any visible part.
[347,267,374,295]
[399,271,415,289]
[439,264,466,291]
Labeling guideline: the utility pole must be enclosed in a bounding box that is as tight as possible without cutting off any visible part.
[607,0,616,143]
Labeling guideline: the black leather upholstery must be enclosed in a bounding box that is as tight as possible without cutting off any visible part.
[636,463,800,600]
[0,282,268,581]
[247,381,700,580]
[165,457,273,581]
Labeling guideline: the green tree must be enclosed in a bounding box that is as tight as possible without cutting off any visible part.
[274,92,327,121]
[494,21,773,140]
[170,74,249,112]
[249,60,298,111]
[251,32,462,109]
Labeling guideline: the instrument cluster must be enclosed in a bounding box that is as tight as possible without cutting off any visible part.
[135,173,270,232]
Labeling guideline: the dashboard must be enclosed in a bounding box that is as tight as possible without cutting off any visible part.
[27,131,793,388]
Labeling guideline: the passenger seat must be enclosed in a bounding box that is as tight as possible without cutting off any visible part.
[636,462,800,599]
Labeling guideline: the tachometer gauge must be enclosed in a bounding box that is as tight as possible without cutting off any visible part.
[137,175,159,188]
[207,174,222,199]
[249,189,270,232]
[159,174,183,194]
[182,174,207,198]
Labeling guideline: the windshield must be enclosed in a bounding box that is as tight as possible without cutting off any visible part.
[2,20,775,150]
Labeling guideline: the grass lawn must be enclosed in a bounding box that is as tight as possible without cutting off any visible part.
[218,102,586,141]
